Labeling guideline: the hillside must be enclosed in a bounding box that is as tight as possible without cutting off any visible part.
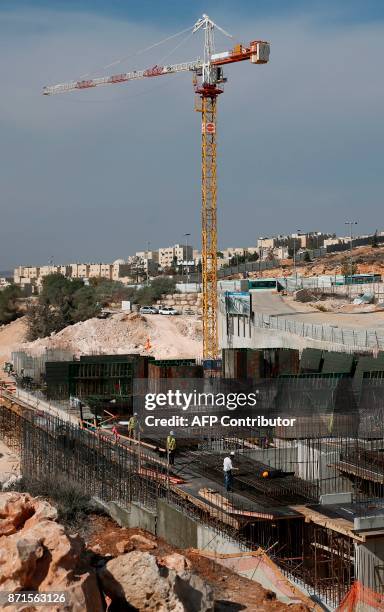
[250,244,384,279]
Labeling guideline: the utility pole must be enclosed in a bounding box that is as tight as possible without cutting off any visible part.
[146,241,150,287]
[184,233,191,285]
[345,221,358,284]
[293,230,301,288]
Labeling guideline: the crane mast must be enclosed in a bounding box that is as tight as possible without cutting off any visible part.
[42,15,270,360]
[192,15,226,359]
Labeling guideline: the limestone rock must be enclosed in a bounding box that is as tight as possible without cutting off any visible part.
[99,550,214,611]
[0,492,104,612]
[129,533,157,550]
[159,552,192,573]
[99,550,183,611]
[115,539,133,554]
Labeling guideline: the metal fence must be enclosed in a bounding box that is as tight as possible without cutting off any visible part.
[252,313,384,351]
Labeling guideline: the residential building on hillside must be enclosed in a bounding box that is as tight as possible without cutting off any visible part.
[158,244,193,269]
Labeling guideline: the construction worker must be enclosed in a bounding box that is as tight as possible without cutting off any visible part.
[128,412,139,444]
[223,451,236,492]
[167,430,176,466]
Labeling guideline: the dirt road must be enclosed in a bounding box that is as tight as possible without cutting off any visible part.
[251,291,384,331]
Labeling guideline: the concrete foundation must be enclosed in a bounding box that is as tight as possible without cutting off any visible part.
[93,498,157,534]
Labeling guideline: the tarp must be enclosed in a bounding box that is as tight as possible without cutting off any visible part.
[337,580,384,611]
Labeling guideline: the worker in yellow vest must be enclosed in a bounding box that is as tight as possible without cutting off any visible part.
[128,412,139,444]
[167,430,176,465]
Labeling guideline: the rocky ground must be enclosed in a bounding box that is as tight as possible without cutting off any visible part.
[0,440,20,489]
[0,491,312,612]
[247,244,384,279]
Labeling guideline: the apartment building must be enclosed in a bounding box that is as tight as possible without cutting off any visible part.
[14,259,132,289]
[158,244,193,269]
[40,265,60,278]
[135,250,159,263]
[221,247,246,260]
[112,261,132,281]
[87,263,113,280]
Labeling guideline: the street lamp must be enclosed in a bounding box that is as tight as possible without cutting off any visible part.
[146,241,151,286]
[184,233,191,285]
[293,230,302,287]
[345,221,358,283]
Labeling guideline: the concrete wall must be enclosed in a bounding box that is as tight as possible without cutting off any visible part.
[93,498,157,534]
[297,440,352,495]
[157,498,198,549]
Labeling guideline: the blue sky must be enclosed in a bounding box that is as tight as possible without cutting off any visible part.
[1,1,383,268]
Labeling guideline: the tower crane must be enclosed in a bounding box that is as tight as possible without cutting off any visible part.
[43,15,270,359]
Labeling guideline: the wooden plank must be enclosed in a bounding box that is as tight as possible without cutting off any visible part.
[199,488,275,519]
[188,547,264,560]
[291,505,366,542]
[171,485,242,529]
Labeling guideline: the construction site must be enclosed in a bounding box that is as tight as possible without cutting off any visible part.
[1,9,384,612]
[1,343,384,610]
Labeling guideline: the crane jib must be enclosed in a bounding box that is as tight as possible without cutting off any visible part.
[43,61,202,95]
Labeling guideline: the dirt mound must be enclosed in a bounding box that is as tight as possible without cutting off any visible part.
[0,318,27,382]
[18,312,202,359]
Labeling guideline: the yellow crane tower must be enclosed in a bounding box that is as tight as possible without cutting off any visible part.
[43,15,270,359]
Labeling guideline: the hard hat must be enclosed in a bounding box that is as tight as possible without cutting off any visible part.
[230,451,235,456]
[262,470,269,478]
[170,430,175,435]
[133,412,138,416]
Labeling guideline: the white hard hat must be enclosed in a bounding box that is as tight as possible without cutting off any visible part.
[230,451,235,456]
[134,412,138,416]
[170,430,175,435]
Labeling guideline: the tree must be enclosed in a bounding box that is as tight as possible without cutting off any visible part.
[341,260,358,277]
[26,274,100,340]
[0,285,21,324]
[135,276,177,306]
[26,301,61,340]
[71,286,101,323]
[91,279,137,306]
[247,252,259,262]
[371,230,379,248]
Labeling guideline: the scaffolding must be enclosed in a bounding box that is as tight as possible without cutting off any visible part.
[2,380,384,609]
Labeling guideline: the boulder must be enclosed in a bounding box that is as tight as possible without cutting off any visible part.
[99,550,214,612]
[99,550,183,611]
